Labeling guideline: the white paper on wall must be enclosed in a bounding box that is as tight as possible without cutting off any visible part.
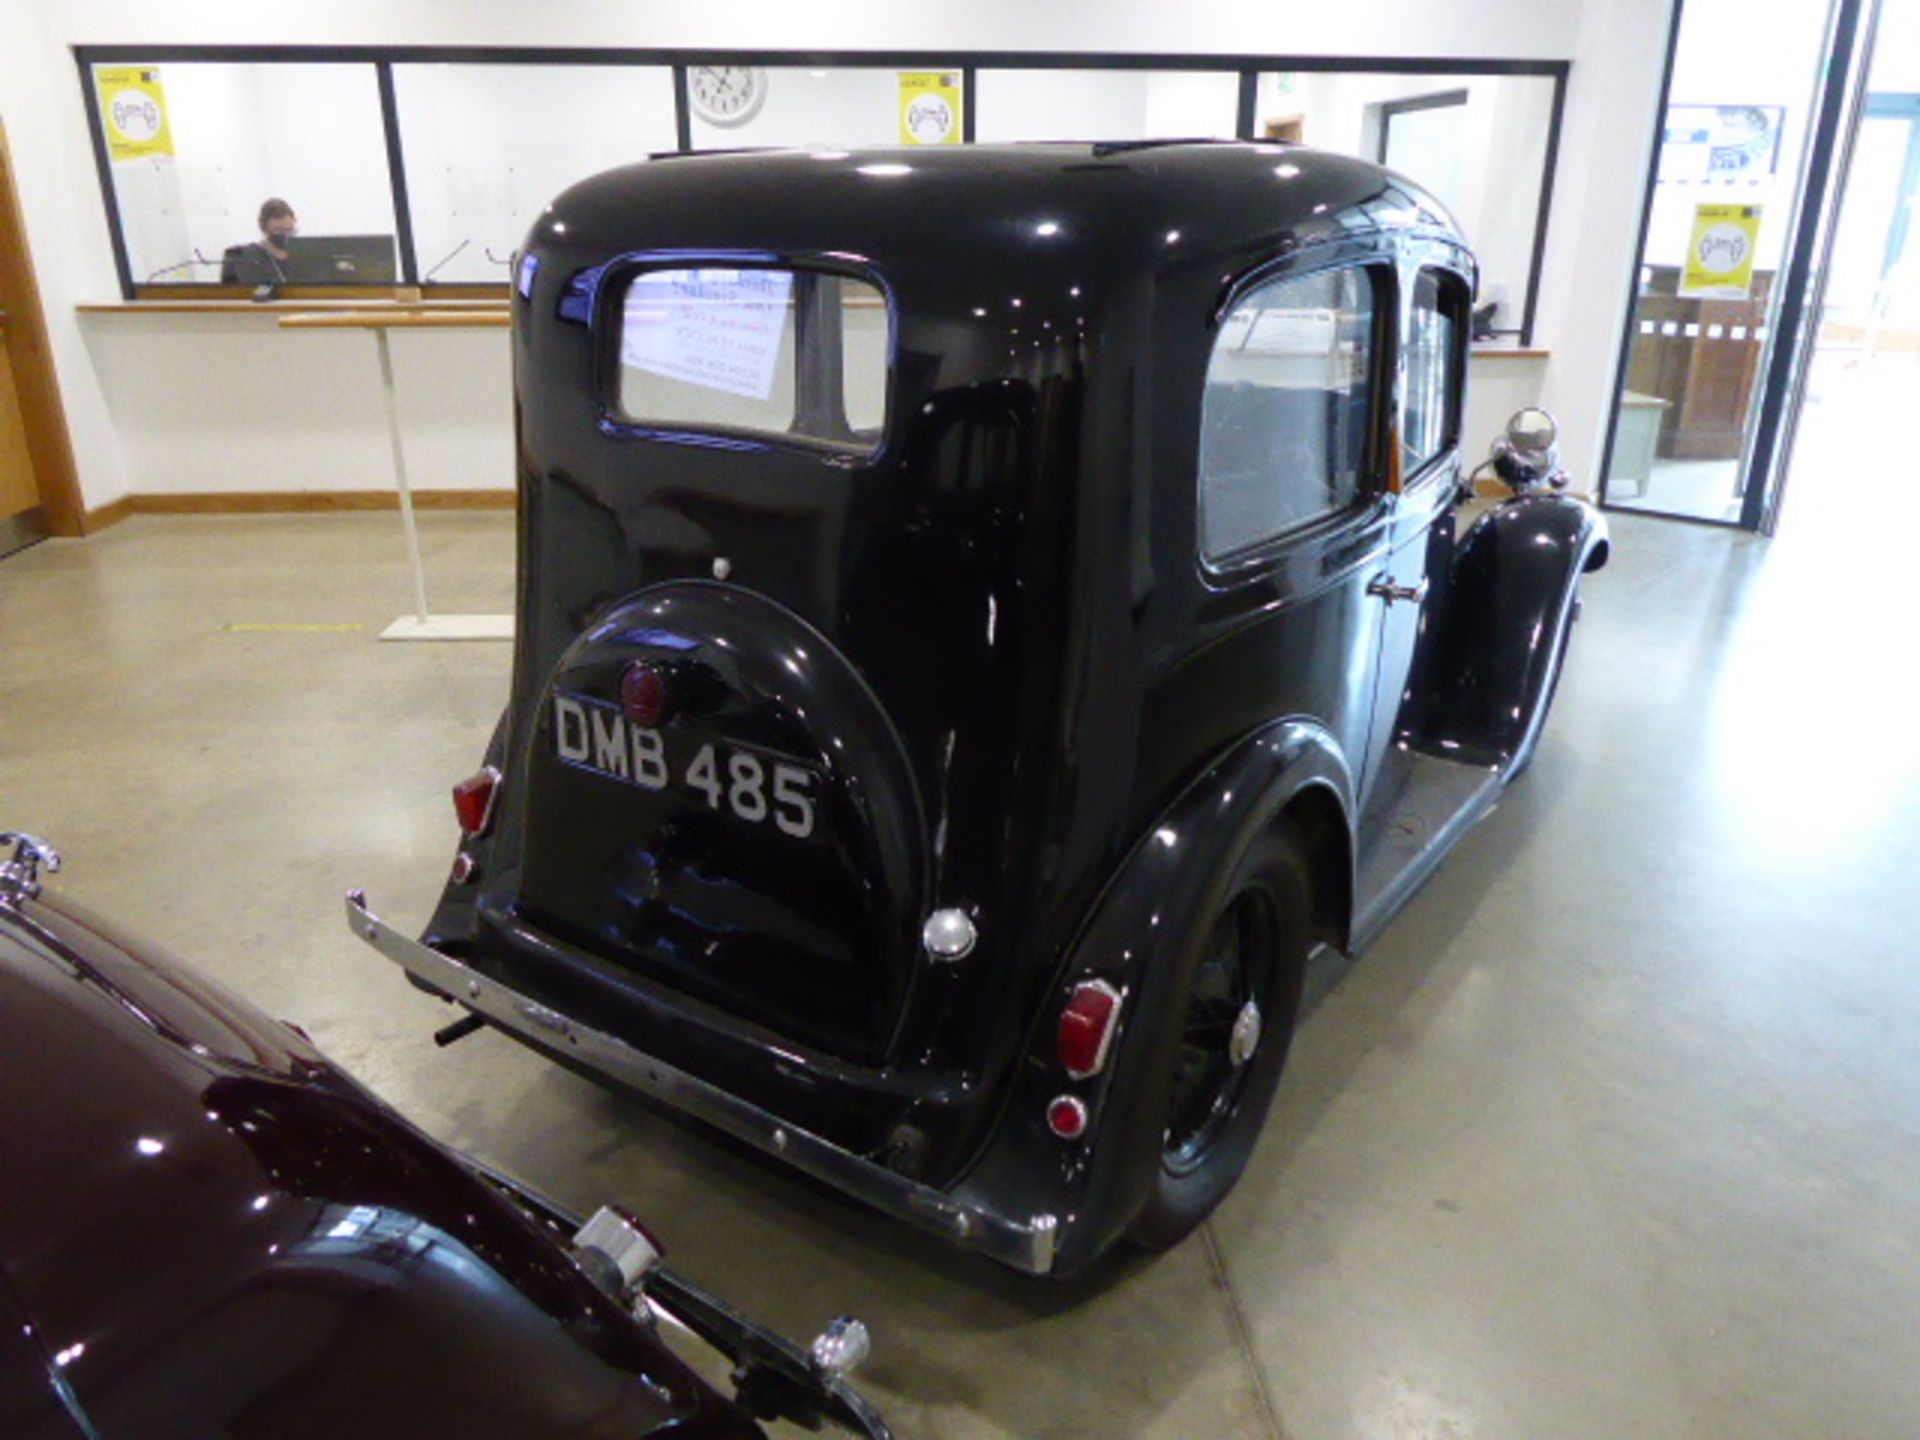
[177,164,229,216]
[621,269,795,401]
[447,164,517,218]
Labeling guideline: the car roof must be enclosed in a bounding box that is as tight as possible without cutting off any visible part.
[537,140,1466,289]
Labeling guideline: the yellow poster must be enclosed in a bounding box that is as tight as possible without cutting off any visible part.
[899,72,962,146]
[1679,202,1762,299]
[96,66,175,161]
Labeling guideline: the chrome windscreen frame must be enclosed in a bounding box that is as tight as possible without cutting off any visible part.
[344,889,1060,1276]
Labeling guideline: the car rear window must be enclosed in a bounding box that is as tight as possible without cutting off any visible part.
[615,266,888,454]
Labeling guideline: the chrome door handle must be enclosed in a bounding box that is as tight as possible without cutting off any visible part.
[1367,575,1428,605]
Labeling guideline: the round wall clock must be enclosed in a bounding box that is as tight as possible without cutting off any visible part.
[688,66,769,128]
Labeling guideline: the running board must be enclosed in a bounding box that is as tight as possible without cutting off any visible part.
[1349,752,1503,954]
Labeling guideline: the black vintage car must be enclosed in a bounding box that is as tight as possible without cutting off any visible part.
[351,142,1608,1278]
[0,833,887,1438]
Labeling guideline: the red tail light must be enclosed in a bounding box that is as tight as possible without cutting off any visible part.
[1058,980,1122,1079]
[621,662,669,727]
[452,766,502,836]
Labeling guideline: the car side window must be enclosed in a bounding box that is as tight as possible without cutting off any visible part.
[1199,266,1377,563]
[1403,268,1466,477]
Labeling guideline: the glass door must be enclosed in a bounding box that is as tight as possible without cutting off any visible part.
[1769,0,1919,528]
[1598,0,1879,528]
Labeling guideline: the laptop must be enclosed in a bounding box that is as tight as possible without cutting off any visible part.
[282,235,399,284]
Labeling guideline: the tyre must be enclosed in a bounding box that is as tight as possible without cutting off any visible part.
[1126,826,1313,1251]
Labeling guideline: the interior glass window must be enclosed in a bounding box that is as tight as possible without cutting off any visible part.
[1199,267,1377,560]
[1404,268,1465,475]
[616,268,888,453]
[87,60,399,289]
[390,62,679,286]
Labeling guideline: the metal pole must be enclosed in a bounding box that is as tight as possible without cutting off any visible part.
[374,327,430,623]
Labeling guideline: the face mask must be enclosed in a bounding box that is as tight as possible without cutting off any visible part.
[267,229,295,247]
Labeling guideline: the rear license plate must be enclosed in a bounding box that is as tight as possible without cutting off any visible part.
[551,693,819,839]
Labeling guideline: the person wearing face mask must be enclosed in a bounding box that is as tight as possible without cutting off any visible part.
[225,198,298,287]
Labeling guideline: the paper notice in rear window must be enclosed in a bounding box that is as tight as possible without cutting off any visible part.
[616,267,888,454]
[621,268,794,401]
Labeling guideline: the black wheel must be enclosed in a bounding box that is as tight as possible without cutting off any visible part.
[1127,827,1312,1252]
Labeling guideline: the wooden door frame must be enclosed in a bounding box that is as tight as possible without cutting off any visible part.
[0,120,86,536]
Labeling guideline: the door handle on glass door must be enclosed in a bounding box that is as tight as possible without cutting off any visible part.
[1367,575,1428,605]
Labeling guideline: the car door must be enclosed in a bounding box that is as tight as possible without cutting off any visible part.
[1191,257,1398,798]
[1356,262,1472,824]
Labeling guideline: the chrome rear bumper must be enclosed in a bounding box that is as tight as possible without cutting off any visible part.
[344,889,1059,1275]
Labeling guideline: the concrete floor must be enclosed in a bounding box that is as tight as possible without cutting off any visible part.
[4,501,1919,1439]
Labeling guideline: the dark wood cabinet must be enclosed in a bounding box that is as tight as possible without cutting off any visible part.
[1624,264,1774,460]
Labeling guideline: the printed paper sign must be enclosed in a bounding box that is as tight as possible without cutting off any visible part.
[96,66,174,161]
[900,72,962,146]
[1659,105,1784,183]
[1243,307,1339,357]
[621,269,794,400]
[1680,203,1763,299]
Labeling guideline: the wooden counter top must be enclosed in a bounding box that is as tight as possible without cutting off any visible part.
[79,298,509,316]
[278,310,509,330]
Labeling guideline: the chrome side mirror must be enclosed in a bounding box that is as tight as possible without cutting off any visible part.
[1489,407,1567,491]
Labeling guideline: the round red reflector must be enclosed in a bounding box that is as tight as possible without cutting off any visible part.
[1046,1095,1089,1140]
[621,663,668,727]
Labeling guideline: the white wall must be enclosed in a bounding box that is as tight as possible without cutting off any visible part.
[81,312,509,495]
[974,69,1239,141]
[977,70,1147,141]
[0,0,1677,513]
[1530,0,1676,483]
[1142,71,1242,139]
[0,3,132,513]
[1868,0,1920,91]
[1256,71,1556,336]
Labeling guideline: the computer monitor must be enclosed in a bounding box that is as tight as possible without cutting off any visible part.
[282,235,399,284]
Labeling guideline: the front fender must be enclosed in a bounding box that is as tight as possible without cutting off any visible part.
[1427,492,1608,765]
[957,718,1354,1277]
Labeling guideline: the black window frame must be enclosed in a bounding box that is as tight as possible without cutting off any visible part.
[1196,258,1394,572]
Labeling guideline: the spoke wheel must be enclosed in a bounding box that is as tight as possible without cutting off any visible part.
[1126,826,1312,1255]
[1163,890,1276,1177]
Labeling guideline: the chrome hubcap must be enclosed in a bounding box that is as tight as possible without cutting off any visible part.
[1228,1000,1261,1068]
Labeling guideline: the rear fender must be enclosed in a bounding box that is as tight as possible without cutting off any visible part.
[1426,492,1608,765]
[959,718,1354,1276]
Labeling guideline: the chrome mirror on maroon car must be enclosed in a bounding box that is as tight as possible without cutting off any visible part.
[0,831,61,904]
